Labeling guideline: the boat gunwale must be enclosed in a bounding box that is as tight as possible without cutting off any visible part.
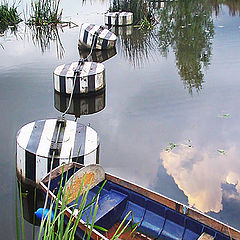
[40,163,240,240]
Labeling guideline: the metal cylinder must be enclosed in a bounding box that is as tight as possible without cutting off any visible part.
[16,119,99,183]
[78,23,117,50]
[53,61,105,95]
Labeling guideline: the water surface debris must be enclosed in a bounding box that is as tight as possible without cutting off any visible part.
[217,149,226,155]
[165,142,178,152]
[217,113,230,118]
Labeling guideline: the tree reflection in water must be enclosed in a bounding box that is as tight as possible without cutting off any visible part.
[114,26,158,68]
[210,0,240,16]
[157,0,214,94]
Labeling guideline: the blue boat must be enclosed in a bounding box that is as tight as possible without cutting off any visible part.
[40,163,240,240]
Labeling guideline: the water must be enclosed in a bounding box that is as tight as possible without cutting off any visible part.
[1,0,240,239]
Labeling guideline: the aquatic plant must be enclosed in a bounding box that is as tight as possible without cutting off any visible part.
[16,166,136,240]
[37,167,137,240]
[27,0,63,26]
[0,2,22,33]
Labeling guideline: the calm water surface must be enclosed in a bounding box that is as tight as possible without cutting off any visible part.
[1,1,240,239]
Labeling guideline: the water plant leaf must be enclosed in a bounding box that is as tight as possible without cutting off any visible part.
[217,113,230,118]
[217,149,226,155]
[165,142,178,152]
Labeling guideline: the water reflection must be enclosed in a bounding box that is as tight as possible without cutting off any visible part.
[78,48,117,63]
[54,89,106,118]
[26,25,65,58]
[115,26,158,68]
[157,0,214,94]
[109,0,148,24]
[16,179,44,227]
[160,144,240,214]
[210,0,240,16]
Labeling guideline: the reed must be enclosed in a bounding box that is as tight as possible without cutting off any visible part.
[37,166,135,239]
[0,1,22,33]
[27,0,63,26]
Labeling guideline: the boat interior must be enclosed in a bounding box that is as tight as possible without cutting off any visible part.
[46,166,231,240]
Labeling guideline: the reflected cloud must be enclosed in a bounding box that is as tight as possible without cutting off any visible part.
[160,144,240,213]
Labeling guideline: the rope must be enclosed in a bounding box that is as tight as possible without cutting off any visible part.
[40,121,62,227]
[39,26,105,227]
[62,28,100,117]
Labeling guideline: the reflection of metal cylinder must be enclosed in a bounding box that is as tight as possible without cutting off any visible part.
[53,61,105,95]
[78,48,117,63]
[105,12,133,26]
[54,89,105,118]
[149,0,165,9]
[16,178,44,226]
[16,119,99,184]
[110,25,133,37]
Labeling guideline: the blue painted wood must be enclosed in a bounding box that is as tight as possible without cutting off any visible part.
[43,166,233,240]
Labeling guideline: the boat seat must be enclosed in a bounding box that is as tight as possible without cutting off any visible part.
[158,209,185,240]
[120,201,145,226]
[183,218,203,240]
[68,184,109,208]
[198,232,214,240]
[119,190,146,226]
[138,199,165,238]
[214,232,231,240]
[82,189,127,228]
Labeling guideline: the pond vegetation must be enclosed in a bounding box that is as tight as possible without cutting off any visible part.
[27,0,63,26]
[0,1,22,33]
[16,168,137,240]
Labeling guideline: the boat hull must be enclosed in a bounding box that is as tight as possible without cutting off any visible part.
[40,163,240,240]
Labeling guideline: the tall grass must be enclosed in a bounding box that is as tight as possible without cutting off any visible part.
[27,0,63,26]
[16,166,136,240]
[0,1,22,33]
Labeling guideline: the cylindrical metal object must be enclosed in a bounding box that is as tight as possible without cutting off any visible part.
[78,23,117,50]
[53,61,105,95]
[16,119,99,183]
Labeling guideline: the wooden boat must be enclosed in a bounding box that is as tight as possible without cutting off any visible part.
[78,23,117,50]
[40,163,240,240]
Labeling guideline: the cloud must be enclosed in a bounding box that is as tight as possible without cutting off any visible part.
[160,144,240,213]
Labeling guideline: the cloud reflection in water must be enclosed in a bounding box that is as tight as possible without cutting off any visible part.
[160,144,240,213]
